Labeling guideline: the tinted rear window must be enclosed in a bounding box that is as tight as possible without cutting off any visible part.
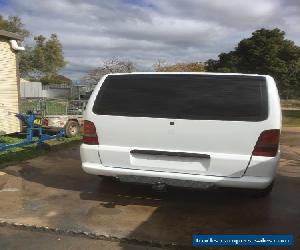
[93,74,268,121]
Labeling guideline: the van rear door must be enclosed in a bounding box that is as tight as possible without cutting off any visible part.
[91,74,269,177]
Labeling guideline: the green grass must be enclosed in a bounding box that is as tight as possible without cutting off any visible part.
[45,100,67,115]
[0,135,81,166]
[282,109,300,127]
[20,99,68,115]
[281,99,300,109]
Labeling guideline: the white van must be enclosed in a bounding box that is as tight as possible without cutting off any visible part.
[80,73,281,196]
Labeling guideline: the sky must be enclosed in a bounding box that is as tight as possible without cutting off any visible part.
[1,0,300,80]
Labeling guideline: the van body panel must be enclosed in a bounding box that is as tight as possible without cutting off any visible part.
[81,72,281,188]
[80,160,275,189]
[94,116,273,177]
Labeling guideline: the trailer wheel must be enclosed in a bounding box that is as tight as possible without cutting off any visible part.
[65,120,79,137]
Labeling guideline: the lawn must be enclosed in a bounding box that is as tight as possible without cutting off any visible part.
[281,99,300,109]
[0,135,81,166]
[281,99,300,127]
[20,99,68,115]
[283,109,300,127]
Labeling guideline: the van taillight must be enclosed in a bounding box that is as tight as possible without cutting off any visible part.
[252,129,280,157]
[83,120,99,145]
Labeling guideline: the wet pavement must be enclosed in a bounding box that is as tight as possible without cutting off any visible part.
[0,128,299,249]
[0,226,164,250]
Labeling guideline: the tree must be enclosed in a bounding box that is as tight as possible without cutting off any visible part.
[40,74,72,85]
[44,34,66,75]
[81,58,135,86]
[154,61,205,72]
[19,45,34,78]
[20,34,66,80]
[206,28,300,99]
[206,51,239,73]
[0,15,30,37]
[0,15,66,81]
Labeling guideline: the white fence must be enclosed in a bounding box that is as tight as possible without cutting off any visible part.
[20,82,76,99]
[20,81,43,98]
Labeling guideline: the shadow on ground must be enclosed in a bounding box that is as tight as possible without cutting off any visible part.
[0,129,299,249]
[78,175,300,250]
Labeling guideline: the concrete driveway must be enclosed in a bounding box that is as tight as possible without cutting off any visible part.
[0,129,299,249]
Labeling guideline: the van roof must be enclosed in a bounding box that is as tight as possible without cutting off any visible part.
[105,72,269,78]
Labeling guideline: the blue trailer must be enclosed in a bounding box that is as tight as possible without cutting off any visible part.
[0,112,65,152]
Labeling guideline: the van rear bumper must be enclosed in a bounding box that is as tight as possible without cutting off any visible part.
[82,162,274,189]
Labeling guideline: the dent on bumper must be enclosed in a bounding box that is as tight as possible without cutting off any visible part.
[82,162,273,189]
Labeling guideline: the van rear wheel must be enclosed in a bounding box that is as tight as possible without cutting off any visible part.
[65,120,79,137]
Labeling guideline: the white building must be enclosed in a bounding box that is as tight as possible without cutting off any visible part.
[0,30,24,134]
